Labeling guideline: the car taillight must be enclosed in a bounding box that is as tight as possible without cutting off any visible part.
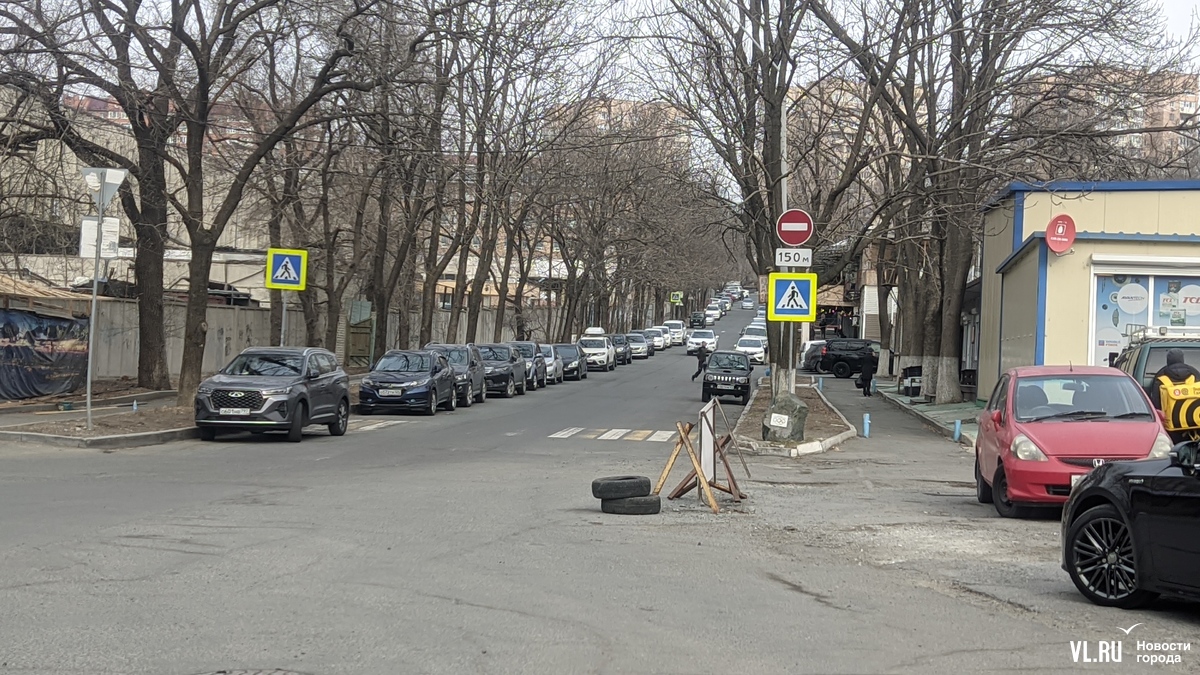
[821,347,827,355]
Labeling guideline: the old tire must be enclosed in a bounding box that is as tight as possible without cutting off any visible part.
[328,399,349,436]
[287,402,306,443]
[600,495,661,515]
[591,475,653,500]
[198,426,217,442]
[833,361,852,379]
[975,452,993,504]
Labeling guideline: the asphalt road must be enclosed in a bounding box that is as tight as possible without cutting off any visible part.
[1,308,1196,674]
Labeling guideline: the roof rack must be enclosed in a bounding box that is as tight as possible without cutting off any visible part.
[1127,324,1200,345]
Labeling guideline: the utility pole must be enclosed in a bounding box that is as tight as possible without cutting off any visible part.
[80,167,128,431]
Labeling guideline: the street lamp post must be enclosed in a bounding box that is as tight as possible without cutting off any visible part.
[80,167,128,430]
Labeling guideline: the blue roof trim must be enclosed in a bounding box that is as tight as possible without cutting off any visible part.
[1035,244,1047,366]
[1011,191,1025,253]
[983,179,1200,211]
[996,232,1044,275]
[996,231,1200,275]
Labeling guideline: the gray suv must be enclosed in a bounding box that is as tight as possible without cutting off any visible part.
[195,347,350,442]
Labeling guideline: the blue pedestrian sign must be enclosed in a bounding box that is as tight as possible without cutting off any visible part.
[767,272,817,322]
[265,248,308,291]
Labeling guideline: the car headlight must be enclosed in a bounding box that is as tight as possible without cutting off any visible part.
[1149,432,1174,459]
[456,374,468,381]
[485,367,495,374]
[409,378,431,388]
[361,377,376,387]
[737,377,749,384]
[1011,434,1048,461]
[197,384,214,394]
[261,386,292,396]
[704,374,716,382]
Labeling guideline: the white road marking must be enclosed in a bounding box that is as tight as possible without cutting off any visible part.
[548,427,584,438]
[647,430,676,442]
[358,420,409,431]
[598,428,631,440]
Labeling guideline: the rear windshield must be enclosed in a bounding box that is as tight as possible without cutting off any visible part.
[743,326,767,337]
[1013,375,1152,421]
[626,334,646,343]
[738,338,763,348]
[555,345,579,358]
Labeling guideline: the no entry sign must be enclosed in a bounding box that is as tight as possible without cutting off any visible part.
[776,209,814,247]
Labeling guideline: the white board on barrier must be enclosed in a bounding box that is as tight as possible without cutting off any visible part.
[699,399,716,482]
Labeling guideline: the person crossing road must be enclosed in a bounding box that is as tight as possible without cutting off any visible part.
[691,343,710,381]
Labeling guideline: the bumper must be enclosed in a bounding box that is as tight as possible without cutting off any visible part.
[485,373,514,391]
[703,382,750,398]
[455,380,474,397]
[358,386,435,412]
[563,363,582,376]
[584,355,608,369]
[195,394,293,429]
[1004,462,1087,504]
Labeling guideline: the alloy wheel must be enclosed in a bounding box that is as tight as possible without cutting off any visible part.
[1073,517,1138,601]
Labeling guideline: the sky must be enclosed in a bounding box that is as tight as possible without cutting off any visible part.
[1160,0,1199,35]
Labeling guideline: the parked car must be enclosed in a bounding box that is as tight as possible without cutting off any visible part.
[717,297,732,312]
[756,307,765,318]
[689,311,706,328]
[800,340,827,371]
[687,329,717,354]
[556,343,587,380]
[626,332,651,359]
[735,337,767,364]
[705,304,721,324]
[580,336,616,371]
[539,343,564,384]
[510,341,548,390]
[1061,443,1200,608]
[424,343,487,406]
[478,343,528,397]
[975,366,1173,518]
[1112,327,1200,392]
[741,325,767,341]
[652,325,673,348]
[701,350,753,404]
[663,320,685,346]
[817,338,881,378]
[644,328,667,350]
[741,299,755,310]
[196,347,350,442]
[359,350,457,416]
[583,326,606,336]
[609,333,633,365]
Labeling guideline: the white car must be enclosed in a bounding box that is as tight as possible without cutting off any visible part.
[583,326,606,337]
[643,328,667,350]
[741,324,767,341]
[687,329,717,354]
[705,304,721,323]
[539,344,564,383]
[653,325,673,348]
[663,320,685,345]
[741,299,754,310]
[579,336,616,371]
[735,336,767,364]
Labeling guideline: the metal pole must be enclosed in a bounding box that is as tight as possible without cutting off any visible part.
[280,292,287,346]
[781,88,796,396]
[85,199,103,430]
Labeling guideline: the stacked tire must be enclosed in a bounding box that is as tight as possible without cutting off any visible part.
[591,475,661,515]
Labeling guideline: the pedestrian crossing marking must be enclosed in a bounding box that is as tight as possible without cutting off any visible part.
[356,420,413,431]
[624,430,653,442]
[578,429,602,439]
[598,428,631,440]
[647,430,677,442]
[548,427,584,438]
[776,282,808,310]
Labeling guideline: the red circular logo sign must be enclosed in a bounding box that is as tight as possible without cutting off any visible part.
[1046,214,1076,254]
[776,209,815,246]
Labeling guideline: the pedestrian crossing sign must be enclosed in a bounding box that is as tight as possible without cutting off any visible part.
[767,272,817,322]
[265,248,308,291]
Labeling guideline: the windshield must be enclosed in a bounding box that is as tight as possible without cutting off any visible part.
[512,343,535,358]
[1013,375,1153,421]
[477,345,511,361]
[539,345,554,357]
[374,353,432,373]
[611,335,626,345]
[738,338,763,348]
[223,353,303,377]
[706,305,719,311]
[644,329,662,337]
[692,330,714,339]
[744,326,767,337]
[556,345,579,358]
[431,347,469,365]
[664,321,683,329]
[626,334,646,343]
[580,338,606,349]
[709,353,749,370]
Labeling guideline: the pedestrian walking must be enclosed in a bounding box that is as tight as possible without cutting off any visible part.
[858,352,877,397]
[691,343,709,381]
[1148,348,1200,443]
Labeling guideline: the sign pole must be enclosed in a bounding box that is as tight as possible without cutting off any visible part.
[264,248,309,347]
[80,167,127,432]
[280,292,287,347]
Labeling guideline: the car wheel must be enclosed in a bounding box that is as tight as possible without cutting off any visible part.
[1066,504,1158,608]
[975,452,993,504]
[833,361,852,379]
[287,401,306,443]
[443,388,457,411]
[425,391,438,416]
[702,390,711,402]
[198,426,216,441]
[327,398,350,436]
[539,373,547,388]
[504,378,516,398]
[992,467,1025,518]
[475,383,486,403]
[460,387,473,407]
[518,377,528,395]
[741,393,749,405]
[608,361,615,371]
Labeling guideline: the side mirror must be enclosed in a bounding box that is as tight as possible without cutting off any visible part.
[1156,409,1166,425]
[990,410,1003,425]
[307,370,321,380]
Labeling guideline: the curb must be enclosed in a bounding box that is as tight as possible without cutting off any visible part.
[877,389,974,449]
[0,390,178,416]
[0,426,199,450]
[732,378,856,457]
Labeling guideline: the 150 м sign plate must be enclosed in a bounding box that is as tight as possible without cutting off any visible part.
[775,248,812,267]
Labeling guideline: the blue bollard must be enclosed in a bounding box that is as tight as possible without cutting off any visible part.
[953,419,962,442]
[132,399,139,412]
[816,377,823,392]
[863,413,871,438]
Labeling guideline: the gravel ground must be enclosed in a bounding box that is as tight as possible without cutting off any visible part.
[6,406,195,436]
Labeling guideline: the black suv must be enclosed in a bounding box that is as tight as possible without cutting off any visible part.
[1112,333,1200,393]
[701,350,753,404]
[359,350,457,415]
[424,343,487,406]
[818,338,881,378]
[195,347,350,442]
[478,343,528,397]
[689,311,706,328]
[609,334,633,365]
[510,341,548,389]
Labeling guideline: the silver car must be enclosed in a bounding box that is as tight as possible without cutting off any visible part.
[539,343,564,384]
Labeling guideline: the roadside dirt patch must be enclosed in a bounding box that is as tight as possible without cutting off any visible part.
[6,407,195,437]
[0,378,166,410]
[736,380,848,441]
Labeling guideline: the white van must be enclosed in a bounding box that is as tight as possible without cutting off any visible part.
[663,320,685,345]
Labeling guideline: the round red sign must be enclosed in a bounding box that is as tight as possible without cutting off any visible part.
[776,209,815,246]
[1046,214,1076,254]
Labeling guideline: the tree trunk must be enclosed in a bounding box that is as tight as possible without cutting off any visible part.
[176,240,217,405]
[934,218,975,404]
[132,193,172,390]
[493,236,515,342]
[299,286,321,348]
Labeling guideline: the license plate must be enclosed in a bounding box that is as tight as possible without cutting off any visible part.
[717,384,735,390]
[1070,474,1084,487]
[219,407,251,416]
[380,389,405,397]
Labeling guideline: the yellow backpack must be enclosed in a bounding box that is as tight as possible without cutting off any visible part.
[1157,374,1200,432]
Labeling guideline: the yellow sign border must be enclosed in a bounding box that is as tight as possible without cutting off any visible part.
[766,272,817,322]
[265,248,308,291]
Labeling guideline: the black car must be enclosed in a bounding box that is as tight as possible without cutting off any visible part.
[1061,444,1200,608]
[609,334,633,365]
[556,343,587,381]
[424,343,487,406]
[359,350,457,416]
[510,341,548,389]
[701,350,753,404]
[195,347,350,442]
[689,311,706,329]
[1112,332,1200,392]
[478,343,528,397]
[817,338,881,379]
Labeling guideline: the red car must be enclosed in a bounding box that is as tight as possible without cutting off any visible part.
[975,365,1173,518]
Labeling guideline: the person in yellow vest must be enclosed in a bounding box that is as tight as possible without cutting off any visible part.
[1148,349,1200,443]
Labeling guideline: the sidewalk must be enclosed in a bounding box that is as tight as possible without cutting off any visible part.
[872,378,981,449]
